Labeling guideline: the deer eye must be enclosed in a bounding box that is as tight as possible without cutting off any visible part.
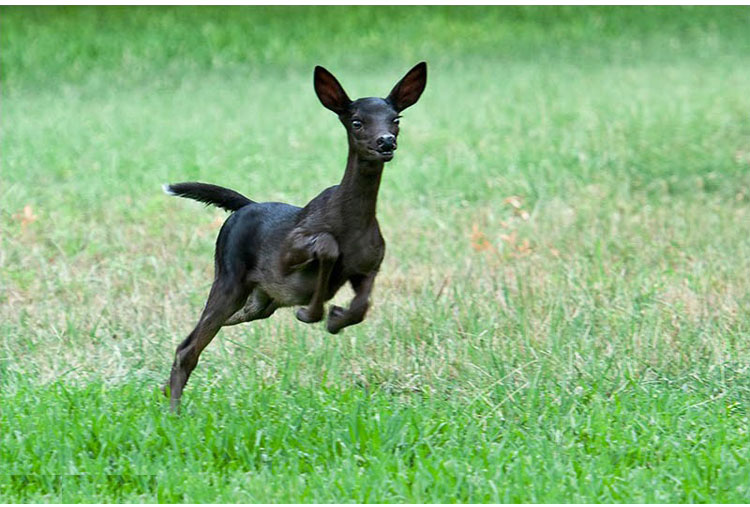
[393,117,400,125]
[352,120,363,130]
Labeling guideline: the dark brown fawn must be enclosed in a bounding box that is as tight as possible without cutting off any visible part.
[163,62,427,410]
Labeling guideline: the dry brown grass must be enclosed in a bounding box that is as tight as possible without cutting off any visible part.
[5,181,747,396]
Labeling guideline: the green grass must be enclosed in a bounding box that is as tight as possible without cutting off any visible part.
[2,370,749,502]
[2,5,750,502]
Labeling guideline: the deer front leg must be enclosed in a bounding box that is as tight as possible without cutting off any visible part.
[327,273,376,334]
[281,231,339,324]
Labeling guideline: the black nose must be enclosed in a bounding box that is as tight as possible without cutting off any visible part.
[376,135,396,151]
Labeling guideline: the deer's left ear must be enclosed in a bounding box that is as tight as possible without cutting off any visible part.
[386,61,427,112]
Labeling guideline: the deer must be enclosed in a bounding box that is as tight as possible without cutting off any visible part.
[163,62,427,410]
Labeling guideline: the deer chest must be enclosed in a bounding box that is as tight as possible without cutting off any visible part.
[339,227,385,276]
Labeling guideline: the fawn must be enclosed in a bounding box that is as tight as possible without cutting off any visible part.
[163,62,427,409]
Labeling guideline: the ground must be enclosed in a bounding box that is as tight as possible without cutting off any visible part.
[1,6,750,502]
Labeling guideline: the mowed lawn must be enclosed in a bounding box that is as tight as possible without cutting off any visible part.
[2,6,750,502]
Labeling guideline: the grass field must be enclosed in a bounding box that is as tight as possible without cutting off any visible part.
[2,6,750,502]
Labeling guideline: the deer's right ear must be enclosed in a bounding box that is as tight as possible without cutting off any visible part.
[314,66,351,115]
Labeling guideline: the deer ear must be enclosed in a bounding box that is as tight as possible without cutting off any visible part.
[386,61,427,112]
[314,66,351,114]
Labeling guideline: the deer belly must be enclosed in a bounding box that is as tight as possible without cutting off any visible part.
[262,264,346,307]
[262,269,316,306]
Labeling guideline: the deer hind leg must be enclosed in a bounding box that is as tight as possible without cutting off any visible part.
[166,279,249,411]
[223,288,279,326]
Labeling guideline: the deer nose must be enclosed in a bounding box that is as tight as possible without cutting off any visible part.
[376,135,396,151]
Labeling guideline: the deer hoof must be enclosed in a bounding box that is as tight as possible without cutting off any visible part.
[296,306,323,323]
[326,305,347,334]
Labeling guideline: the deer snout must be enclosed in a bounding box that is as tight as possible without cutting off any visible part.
[376,134,396,152]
